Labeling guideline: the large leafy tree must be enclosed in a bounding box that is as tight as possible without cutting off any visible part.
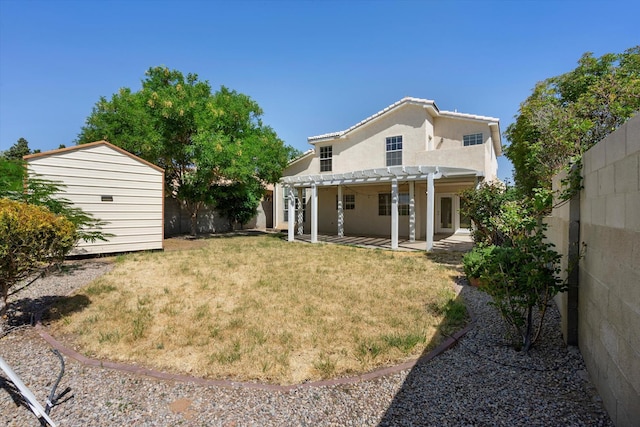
[505,46,640,198]
[77,66,293,234]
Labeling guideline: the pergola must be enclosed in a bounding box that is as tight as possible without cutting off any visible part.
[280,165,482,251]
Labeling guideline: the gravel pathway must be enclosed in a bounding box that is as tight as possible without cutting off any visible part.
[1,259,613,426]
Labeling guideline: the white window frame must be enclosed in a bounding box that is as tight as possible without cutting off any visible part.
[336,194,355,210]
[320,145,332,172]
[463,133,483,146]
[378,192,409,216]
[385,135,403,166]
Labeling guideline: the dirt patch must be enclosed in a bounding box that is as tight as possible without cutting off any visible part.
[169,398,194,420]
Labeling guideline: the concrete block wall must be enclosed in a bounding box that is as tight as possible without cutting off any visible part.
[164,197,231,237]
[164,197,272,237]
[568,114,639,427]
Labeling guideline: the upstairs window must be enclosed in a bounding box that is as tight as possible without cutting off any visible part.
[463,133,484,146]
[386,135,402,166]
[320,146,332,172]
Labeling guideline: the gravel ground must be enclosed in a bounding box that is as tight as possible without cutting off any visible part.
[1,258,613,426]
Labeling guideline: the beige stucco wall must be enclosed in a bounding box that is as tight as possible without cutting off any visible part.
[414,144,485,174]
[26,142,164,255]
[432,116,499,179]
[276,102,498,231]
[548,114,640,427]
[307,104,430,174]
[286,104,496,179]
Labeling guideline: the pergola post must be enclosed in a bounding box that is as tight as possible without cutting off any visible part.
[310,183,318,243]
[391,178,398,250]
[337,185,344,237]
[426,173,435,251]
[409,181,416,242]
[287,186,295,242]
[296,188,304,235]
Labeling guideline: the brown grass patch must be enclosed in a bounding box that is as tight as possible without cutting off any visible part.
[49,233,467,385]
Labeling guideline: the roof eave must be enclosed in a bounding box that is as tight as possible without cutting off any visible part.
[23,140,165,173]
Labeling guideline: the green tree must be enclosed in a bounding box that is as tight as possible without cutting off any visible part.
[505,46,640,199]
[1,137,32,160]
[213,181,265,229]
[77,66,293,235]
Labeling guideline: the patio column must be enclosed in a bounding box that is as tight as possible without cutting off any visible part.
[310,183,318,243]
[337,185,344,237]
[426,173,435,251]
[409,181,416,242]
[296,188,304,235]
[391,178,398,250]
[287,186,295,242]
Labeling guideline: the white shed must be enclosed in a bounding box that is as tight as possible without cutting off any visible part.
[24,140,164,255]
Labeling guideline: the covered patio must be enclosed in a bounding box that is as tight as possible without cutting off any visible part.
[280,165,481,251]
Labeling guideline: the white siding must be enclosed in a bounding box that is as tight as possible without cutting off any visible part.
[26,142,164,255]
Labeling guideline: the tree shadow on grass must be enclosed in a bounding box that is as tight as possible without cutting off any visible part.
[164,230,278,251]
[424,250,467,266]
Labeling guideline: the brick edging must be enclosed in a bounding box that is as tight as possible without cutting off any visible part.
[34,302,475,391]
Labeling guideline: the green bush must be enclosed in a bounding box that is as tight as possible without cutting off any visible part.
[459,181,568,352]
[462,246,495,280]
[475,231,564,352]
[0,198,76,316]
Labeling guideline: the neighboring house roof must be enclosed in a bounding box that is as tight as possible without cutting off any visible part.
[307,97,502,156]
[23,140,165,173]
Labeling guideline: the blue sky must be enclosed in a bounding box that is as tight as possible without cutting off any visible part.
[0,0,638,181]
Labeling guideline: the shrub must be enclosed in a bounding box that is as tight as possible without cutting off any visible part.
[460,181,568,352]
[462,246,495,280]
[475,229,564,352]
[459,182,517,246]
[0,198,76,317]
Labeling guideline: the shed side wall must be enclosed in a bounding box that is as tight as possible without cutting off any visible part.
[27,144,164,255]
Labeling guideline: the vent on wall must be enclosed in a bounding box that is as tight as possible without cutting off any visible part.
[101,195,113,202]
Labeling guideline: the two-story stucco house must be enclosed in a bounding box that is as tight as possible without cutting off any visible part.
[273,97,501,250]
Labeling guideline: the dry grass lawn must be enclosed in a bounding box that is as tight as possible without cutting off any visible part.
[49,233,467,385]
